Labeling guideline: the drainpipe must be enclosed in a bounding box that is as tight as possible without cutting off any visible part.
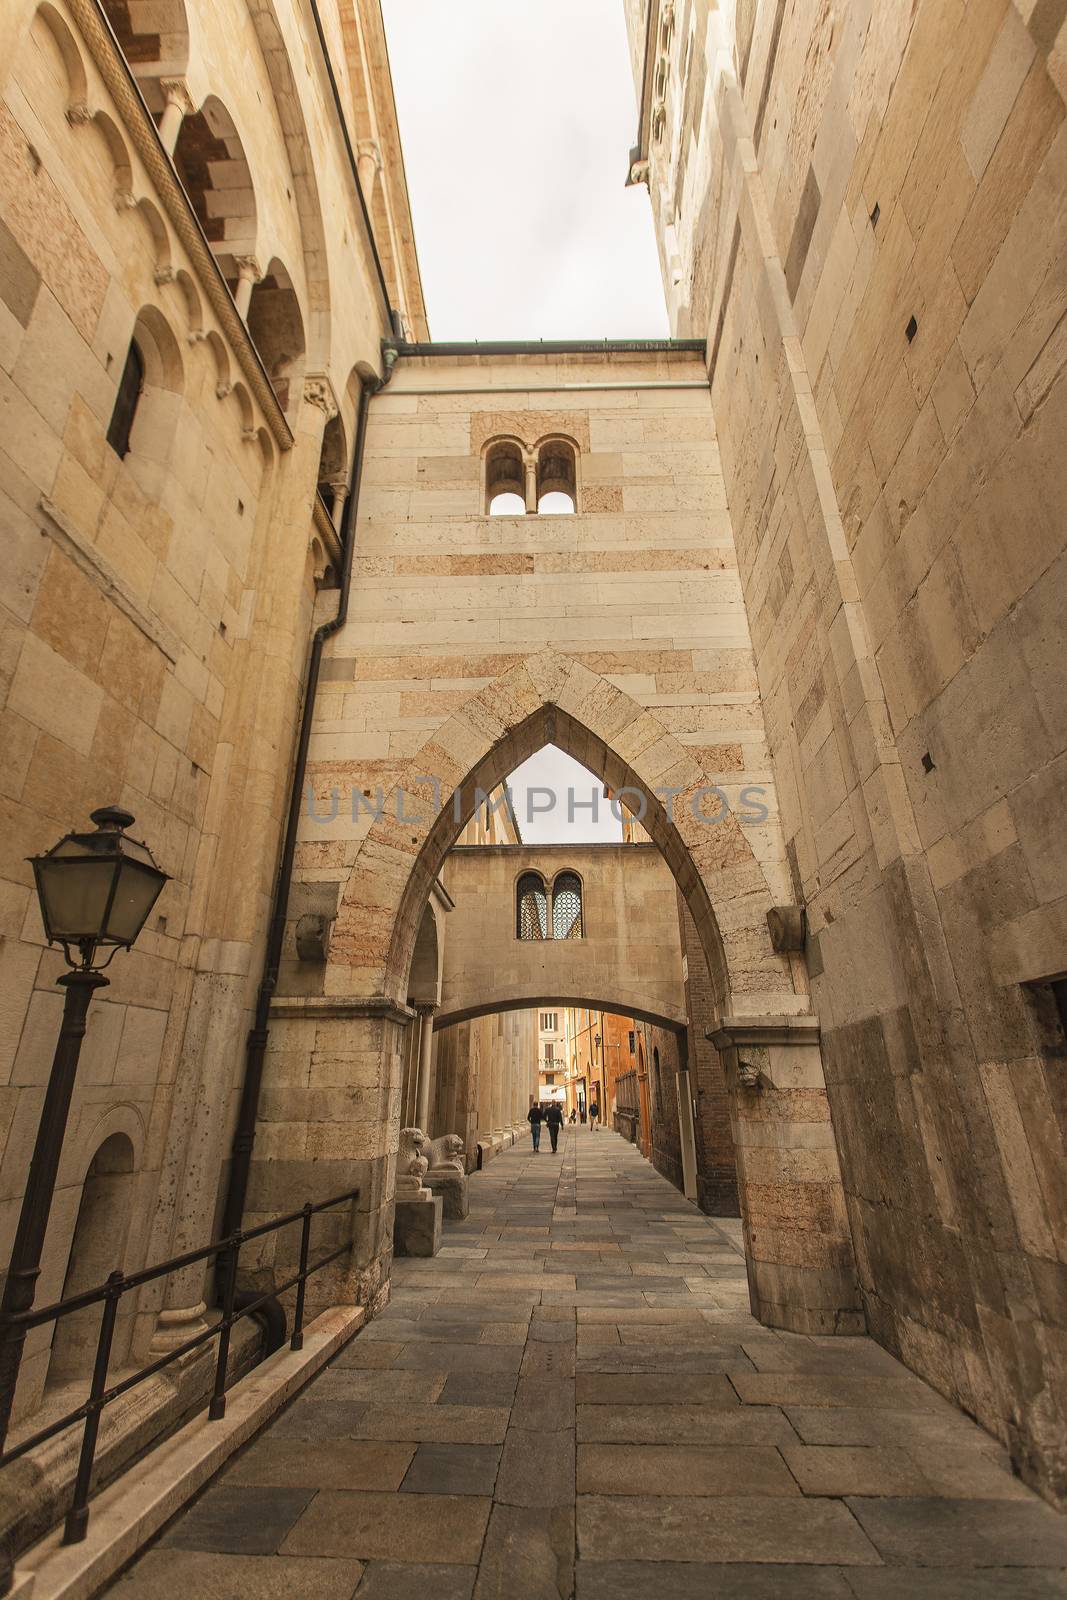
[218,362,389,1264]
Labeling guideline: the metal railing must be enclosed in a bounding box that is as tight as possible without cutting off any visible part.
[0,1187,359,1552]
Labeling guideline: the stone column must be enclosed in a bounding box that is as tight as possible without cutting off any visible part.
[328,475,349,533]
[476,1018,493,1142]
[676,1066,699,1202]
[356,139,383,204]
[415,1006,436,1135]
[709,1014,863,1336]
[524,457,538,514]
[158,78,194,155]
[511,1011,521,1126]
[234,256,262,319]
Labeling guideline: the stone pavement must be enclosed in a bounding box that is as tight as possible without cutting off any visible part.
[111,1129,1067,1599]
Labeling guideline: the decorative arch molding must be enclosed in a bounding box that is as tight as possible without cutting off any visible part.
[329,650,792,1017]
[99,0,189,102]
[435,993,688,1034]
[34,0,89,112]
[245,0,332,368]
[61,0,293,447]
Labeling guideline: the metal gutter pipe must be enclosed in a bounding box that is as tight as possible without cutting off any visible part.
[219,364,387,1254]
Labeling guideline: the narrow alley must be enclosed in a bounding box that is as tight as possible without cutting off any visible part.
[107,1131,1067,1598]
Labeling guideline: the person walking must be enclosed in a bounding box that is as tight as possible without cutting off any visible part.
[589,1096,600,1132]
[545,1100,564,1153]
[528,1101,543,1152]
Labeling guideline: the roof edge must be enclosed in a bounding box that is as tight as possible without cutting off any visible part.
[385,339,706,358]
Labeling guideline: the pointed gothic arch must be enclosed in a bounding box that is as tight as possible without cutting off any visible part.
[328,650,791,1019]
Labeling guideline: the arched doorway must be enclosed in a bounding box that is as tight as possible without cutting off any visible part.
[259,652,861,1336]
[48,1134,137,1389]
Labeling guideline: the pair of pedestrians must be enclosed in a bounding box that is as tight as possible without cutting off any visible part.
[528,1101,564,1152]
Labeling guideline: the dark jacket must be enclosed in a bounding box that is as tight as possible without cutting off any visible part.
[528,1105,543,1124]
[545,1104,564,1129]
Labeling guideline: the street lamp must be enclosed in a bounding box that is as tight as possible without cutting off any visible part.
[0,808,168,1447]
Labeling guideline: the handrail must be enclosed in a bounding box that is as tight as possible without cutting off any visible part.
[0,1186,359,1552]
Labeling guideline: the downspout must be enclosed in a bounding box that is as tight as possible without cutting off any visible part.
[218,362,391,1309]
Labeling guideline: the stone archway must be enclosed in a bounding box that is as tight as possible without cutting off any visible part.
[328,650,792,1016]
[259,651,861,1335]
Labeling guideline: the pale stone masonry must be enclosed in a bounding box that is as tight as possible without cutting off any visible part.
[270,346,862,1347]
[625,0,1067,1504]
[0,0,1065,1564]
[0,0,422,1432]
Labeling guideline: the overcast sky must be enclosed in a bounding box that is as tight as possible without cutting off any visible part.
[380,0,669,341]
[381,2,663,839]
[507,746,625,844]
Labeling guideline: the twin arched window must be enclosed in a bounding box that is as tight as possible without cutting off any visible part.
[517,871,583,940]
[486,437,578,515]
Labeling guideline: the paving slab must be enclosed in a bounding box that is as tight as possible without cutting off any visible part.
[159,1484,316,1554]
[438,1371,519,1408]
[110,1130,1064,1600]
[575,1372,740,1406]
[112,1552,366,1599]
[351,1404,510,1444]
[576,1402,795,1445]
[281,1489,491,1563]
[228,1438,416,1490]
[474,1505,574,1600]
[845,1496,1067,1566]
[401,1443,501,1496]
[577,1442,799,1496]
[577,1492,880,1563]
[496,1426,576,1507]
[355,1563,476,1600]
[575,1561,854,1598]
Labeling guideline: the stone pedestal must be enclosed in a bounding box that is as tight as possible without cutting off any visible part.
[709,1014,864,1336]
[393,1194,442,1258]
[425,1169,469,1220]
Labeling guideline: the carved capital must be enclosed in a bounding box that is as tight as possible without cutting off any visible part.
[737,1057,765,1090]
[159,77,194,114]
[356,138,383,173]
[216,381,233,400]
[66,101,93,126]
[234,254,262,284]
[154,264,176,285]
[114,187,137,211]
[303,374,339,419]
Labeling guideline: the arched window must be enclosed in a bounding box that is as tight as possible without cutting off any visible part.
[516,872,548,940]
[246,258,306,419]
[106,338,144,459]
[537,438,577,514]
[172,97,256,280]
[486,439,526,515]
[551,872,583,939]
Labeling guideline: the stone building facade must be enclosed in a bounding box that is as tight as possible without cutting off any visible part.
[0,0,1062,1545]
[624,0,1067,1502]
[0,0,422,1432]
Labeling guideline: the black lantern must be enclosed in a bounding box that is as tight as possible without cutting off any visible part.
[0,809,168,1460]
[29,807,169,969]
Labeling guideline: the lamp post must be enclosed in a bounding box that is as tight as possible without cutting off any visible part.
[0,808,168,1449]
